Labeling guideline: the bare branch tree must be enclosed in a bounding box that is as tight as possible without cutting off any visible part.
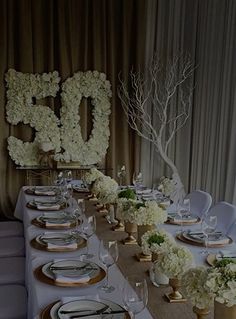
[118,54,195,201]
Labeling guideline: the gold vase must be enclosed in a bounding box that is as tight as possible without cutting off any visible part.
[123,222,137,245]
[166,278,186,303]
[193,306,210,319]
[112,205,125,231]
[214,301,236,319]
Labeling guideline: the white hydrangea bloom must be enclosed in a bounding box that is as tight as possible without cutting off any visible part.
[141,229,175,255]
[205,262,236,307]
[156,245,194,279]
[121,200,167,225]
[84,168,104,185]
[91,175,118,204]
[182,267,213,309]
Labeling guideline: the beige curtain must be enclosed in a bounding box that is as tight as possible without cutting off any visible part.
[141,0,236,205]
[0,0,148,217]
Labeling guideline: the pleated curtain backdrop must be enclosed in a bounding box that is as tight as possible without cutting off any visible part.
[0,0,147,217]
[0,0,236,217]
[141,0,236,205]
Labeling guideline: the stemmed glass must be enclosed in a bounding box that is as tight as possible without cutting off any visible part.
[177,198,191,233]
[80,215,96,259]
[98,240,119,293]
[201,214,218,255]
[123,276,148,319]
[132,172,143,191]
[117,165,126,187]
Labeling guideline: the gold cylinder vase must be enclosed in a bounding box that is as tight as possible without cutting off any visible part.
[214,301,236,319]
[193,306,210,319]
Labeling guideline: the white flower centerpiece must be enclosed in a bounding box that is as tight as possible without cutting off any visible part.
[205,259,236,318]
[182,266,213,318]
[141,229,175,260]
[84,168,104,187]
[92,175,119,223]
[155,244,194,301]
[121,200,167,226]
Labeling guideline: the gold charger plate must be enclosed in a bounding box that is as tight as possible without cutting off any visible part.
[176,233,233,248]
[34,264,106,287]
[27,201,67,211]
[40,300,131,319]
[166,216,201,225]
[30,236,86,252]
[31,217,78,230]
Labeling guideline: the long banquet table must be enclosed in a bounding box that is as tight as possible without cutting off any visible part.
[14,186,236,319]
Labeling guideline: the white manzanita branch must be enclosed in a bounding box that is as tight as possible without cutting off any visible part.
[118,54,195,201]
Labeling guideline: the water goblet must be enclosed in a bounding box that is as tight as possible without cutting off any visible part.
[132,172,143,191]
[200,215,217,255]
[80,215,96,259]
[98,240,119,293]
[177,198,191,233]
[123,275,148,319]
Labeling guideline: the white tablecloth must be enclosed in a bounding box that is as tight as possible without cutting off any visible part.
[14,187,154,319]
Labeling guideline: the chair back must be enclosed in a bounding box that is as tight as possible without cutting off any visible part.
[207,201,236,234]
[185,190,212,218]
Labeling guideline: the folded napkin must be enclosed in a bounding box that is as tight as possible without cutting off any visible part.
[36,203,61,210]
[55,273,90,284]
[34,188,56,196]
[45,220,71,227]
[159,200,171,208]
[172,216,198,223]
[218,250,236,258]
[136,189,152,195]
[188,232,230,245]
[47,242,77,250]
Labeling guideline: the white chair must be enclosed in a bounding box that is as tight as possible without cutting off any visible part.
[207,201,236,234]
[0,221,24,238]
[226,221,236,240]
[0,257,25,285]
[185,190,212,218]
[0,285,27,319]
[0,237,25,257]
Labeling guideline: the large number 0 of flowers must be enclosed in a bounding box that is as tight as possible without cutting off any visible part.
[55,70,112,165]
[5,69,112,166]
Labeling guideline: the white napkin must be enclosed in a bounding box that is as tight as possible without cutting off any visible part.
[159,200,171,208]
[219,250,236,258]
[47,242,77,250]
[136,189,152,195]
[45,220,71,227]
[36,203,61,210]
[34,189,56,196]
[55,273,90,284]
[173,216,198,223]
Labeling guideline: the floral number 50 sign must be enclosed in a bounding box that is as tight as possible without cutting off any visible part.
[5,69,112,166]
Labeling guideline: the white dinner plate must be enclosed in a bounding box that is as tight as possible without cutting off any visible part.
[50,298,126,319]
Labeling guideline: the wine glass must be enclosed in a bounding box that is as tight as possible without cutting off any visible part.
[98,240,119,293]
[65,170,72,184]
[123,276,148,319]
[201,214,218,255]
[117,165,126,187]
[177,198,191,233]
[80,215,96,259]
[132,172,143,190]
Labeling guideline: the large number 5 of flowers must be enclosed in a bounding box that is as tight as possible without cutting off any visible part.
[5,69,112,166]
